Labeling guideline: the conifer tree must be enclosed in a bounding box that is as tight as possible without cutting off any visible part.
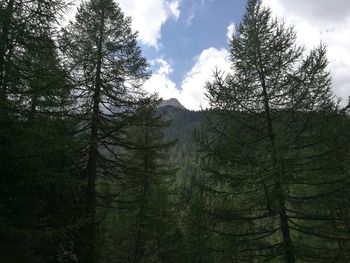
[61,1,150,261]
[0,1,84,262]
[98,98,181,262]
[0,0,67,119]
[183,187,215,263]
[195,0,350,262]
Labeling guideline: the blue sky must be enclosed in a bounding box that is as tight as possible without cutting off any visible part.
[140,0,246,85]
[117,0,350,110]
[117,0,246,110]
[70,0,350,110]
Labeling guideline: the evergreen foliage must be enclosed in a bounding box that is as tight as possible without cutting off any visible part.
[98,98,183,262]
[61,0,150,261]
[195,0,350,262]
[0,1,83,262]
[1,0,349,262]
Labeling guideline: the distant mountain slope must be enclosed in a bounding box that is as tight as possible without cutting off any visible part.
[157,105,204,145]
[156,105,205,192]
[159,98,186,110]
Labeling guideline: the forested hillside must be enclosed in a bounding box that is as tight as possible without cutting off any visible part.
[1,0,350,262]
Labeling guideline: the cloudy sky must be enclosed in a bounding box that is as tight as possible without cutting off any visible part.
[69,0,350,110]
[115,0,244,110]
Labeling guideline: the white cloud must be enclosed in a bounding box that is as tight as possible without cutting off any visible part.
[186,13,195,26]
[118,0,181,48]
[179,48,230,110]
[262,0,350,104]
[227,22,235,41]
[186,0,213,26]
[269,0,350,23]
[143,58,180,99]
[143,48,230,111]
[166,0,180,20]
[63,0,180,48]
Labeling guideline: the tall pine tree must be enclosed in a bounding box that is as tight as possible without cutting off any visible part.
[98,98,181,262]
[61,0,150,261]
[195,0,350,261]
[0,1,83,262]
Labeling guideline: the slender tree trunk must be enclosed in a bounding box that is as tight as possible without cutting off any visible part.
[0,0,14,148]
[197,223,202,263]
[133,197,146,263]
[258,50,295,263]
[28,85,38,123]
[133,123,150,263]
[85,8,105,263]
[261,81,295,263]
[0,0,14,110]
[156,238,161,263]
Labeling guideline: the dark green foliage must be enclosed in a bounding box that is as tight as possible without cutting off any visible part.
[0,117,83,263]
[61,0,150,261]
[0,0,68,118]
[0,1,84,262]
[182,187,216,263]
[194,0,350,262]
[1,0,350,262]
[98,98,183,262]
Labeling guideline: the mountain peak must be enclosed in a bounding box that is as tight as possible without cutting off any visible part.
[159,98,186,110]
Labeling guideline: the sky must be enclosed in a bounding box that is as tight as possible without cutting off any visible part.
[69,0,350,110]
[116,0,245,110]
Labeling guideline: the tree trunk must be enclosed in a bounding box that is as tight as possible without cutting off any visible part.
[133,123,150,263]
[84,7,105,263]
[259,54,295,263]
[0,0,14,109]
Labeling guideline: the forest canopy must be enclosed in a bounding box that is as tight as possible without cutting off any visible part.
[0,0,349,262]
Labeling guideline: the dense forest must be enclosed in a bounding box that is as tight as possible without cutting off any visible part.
[1,0,350,262]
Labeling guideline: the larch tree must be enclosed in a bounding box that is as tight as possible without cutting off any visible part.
[61,0,150,261]
[0,1,84,262]
[98,98,181,263]
[0,0,68,119]
[195,0,350,262]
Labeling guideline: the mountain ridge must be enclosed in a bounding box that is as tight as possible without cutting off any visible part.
[159,98,186,110]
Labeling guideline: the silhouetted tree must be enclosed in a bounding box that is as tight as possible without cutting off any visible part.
[61,0,150,261]
[0,1,84,262]
[195,0,350,262]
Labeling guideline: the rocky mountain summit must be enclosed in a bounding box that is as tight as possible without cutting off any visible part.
[158,98,186,110]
